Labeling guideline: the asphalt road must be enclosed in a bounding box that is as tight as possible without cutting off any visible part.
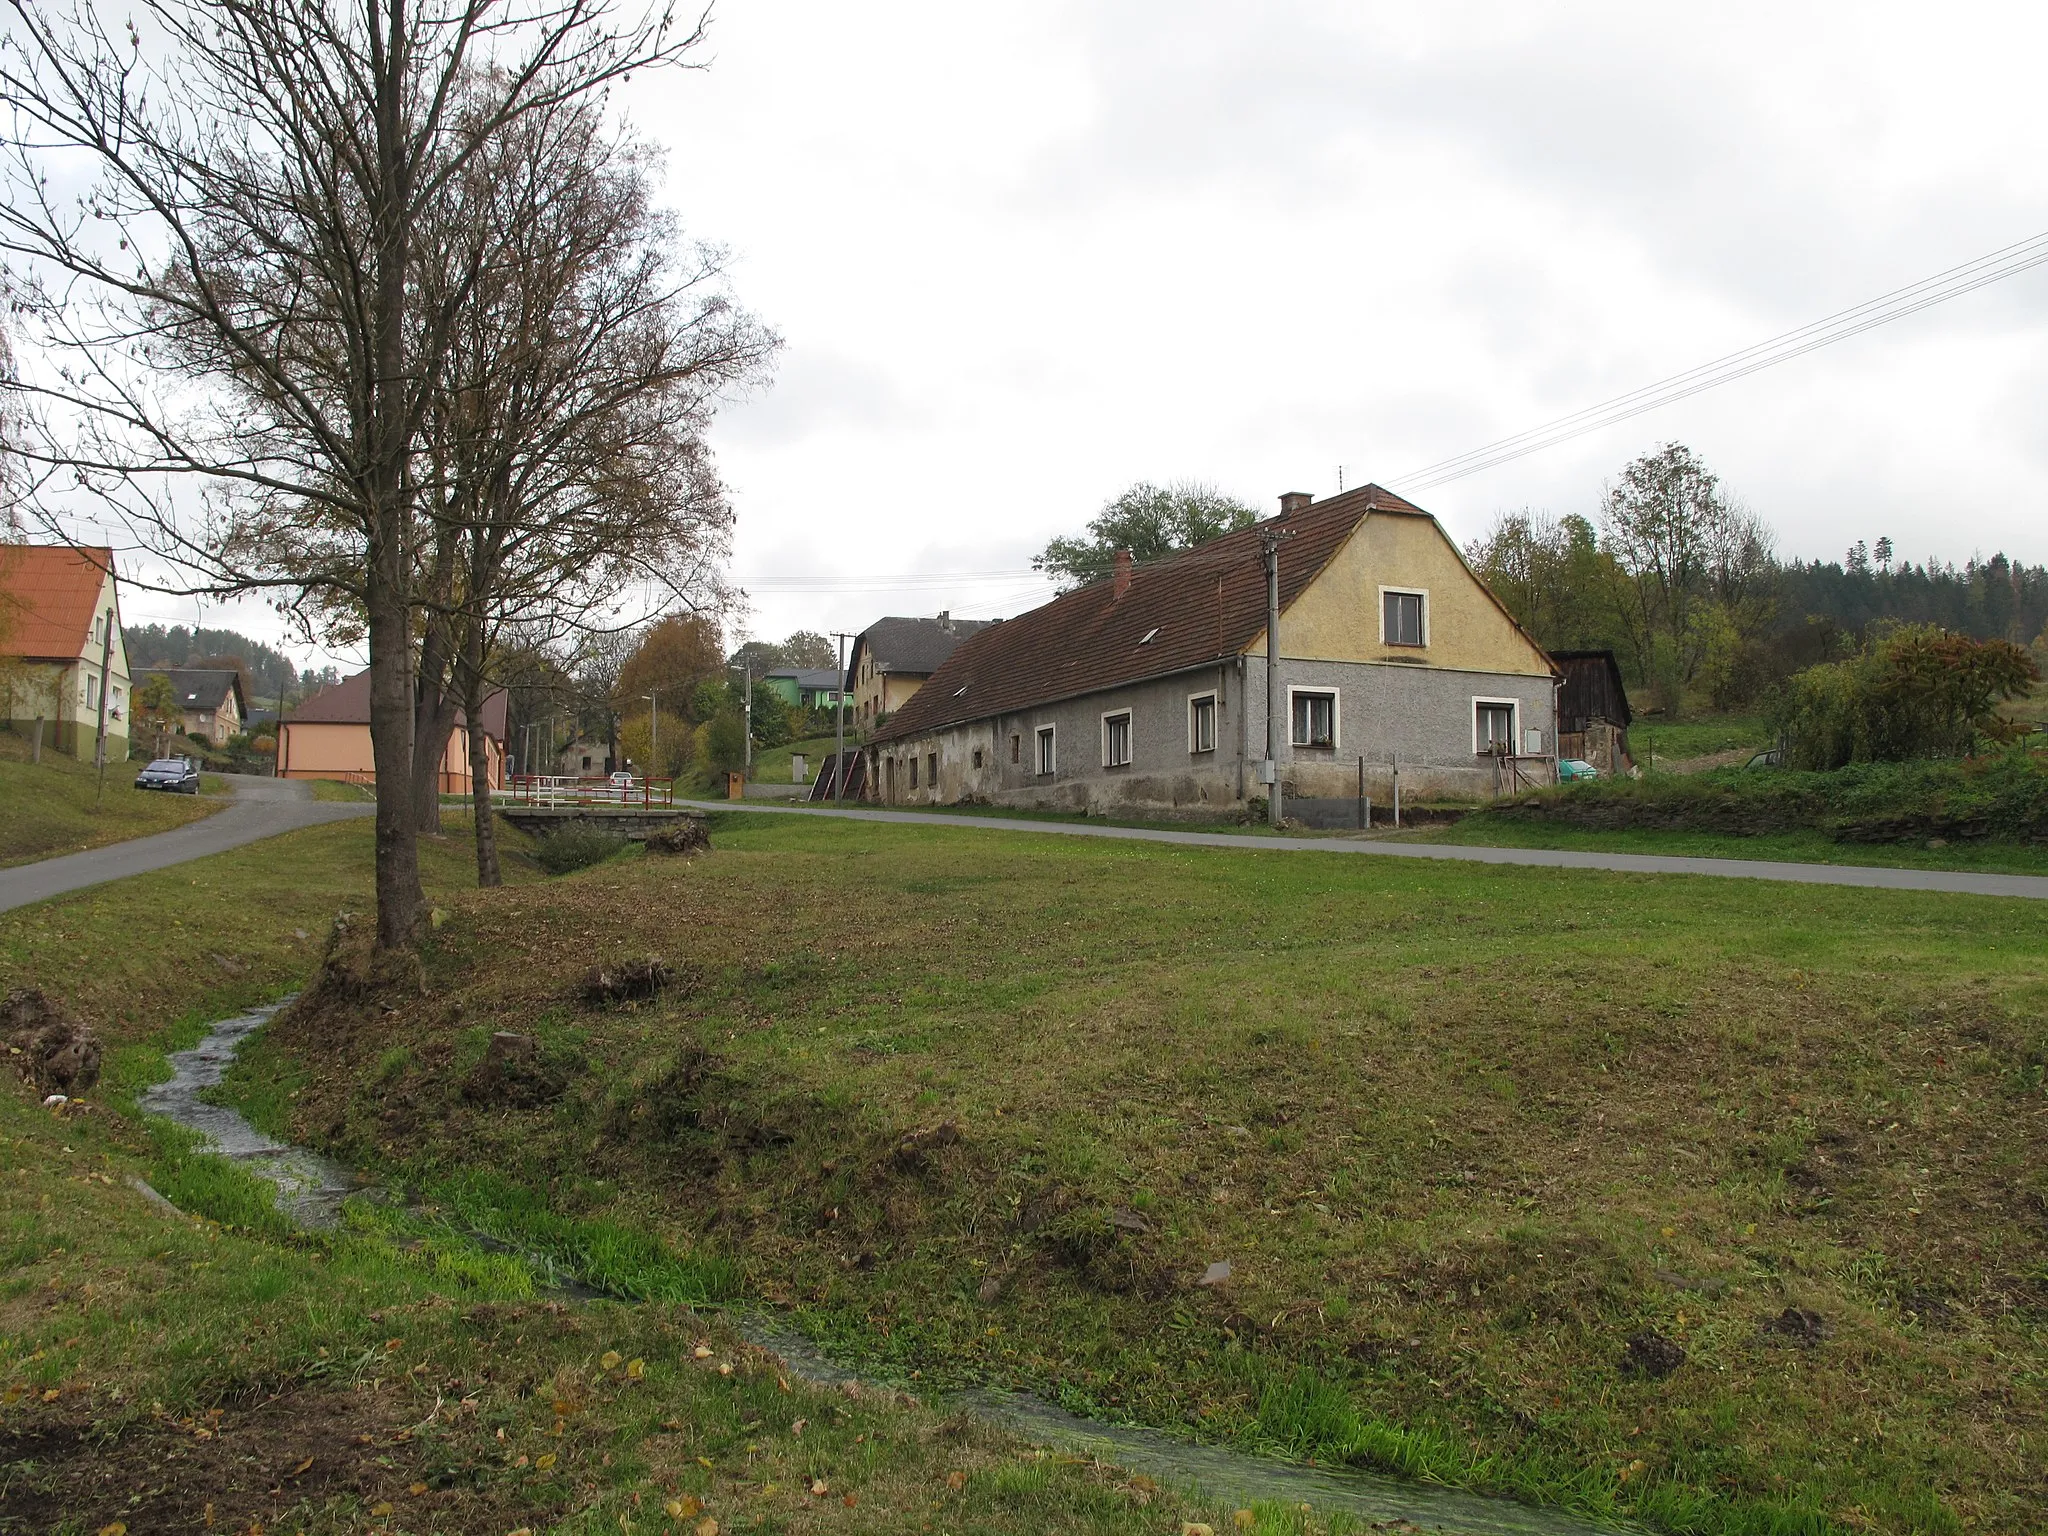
[0,776,375,915]
[682,798,2048,902]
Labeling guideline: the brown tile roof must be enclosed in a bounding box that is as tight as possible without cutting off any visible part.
[873,485,1440,744]
[0,545,115,660]
[287,668,508,741]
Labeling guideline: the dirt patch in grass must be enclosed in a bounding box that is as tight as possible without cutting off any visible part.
[0,1385,557,1535]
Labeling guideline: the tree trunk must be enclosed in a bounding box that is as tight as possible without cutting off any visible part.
[366,562,425,950]
[465,671,502,888]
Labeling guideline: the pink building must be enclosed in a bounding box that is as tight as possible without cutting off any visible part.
[278,670,506,792]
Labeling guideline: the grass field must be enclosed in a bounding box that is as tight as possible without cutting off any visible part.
[753,735,840,786]
[0,730,227,867]
[1627,716,1772,769]
[133,809,2047,1536]
[0,817,1317,1535]
[1406,814,2048,875]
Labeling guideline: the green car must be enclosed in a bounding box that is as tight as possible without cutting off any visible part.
[1557,758,1599,782]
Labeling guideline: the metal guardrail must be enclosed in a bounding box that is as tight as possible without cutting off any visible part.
[503,774,676,808]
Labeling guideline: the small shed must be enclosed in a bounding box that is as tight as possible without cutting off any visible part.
[1550,650,1634,776]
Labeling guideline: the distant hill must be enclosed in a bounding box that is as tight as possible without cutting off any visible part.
[124,624,299,705]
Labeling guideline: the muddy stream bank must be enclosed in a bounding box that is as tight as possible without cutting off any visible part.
[140,1002,1632,1536]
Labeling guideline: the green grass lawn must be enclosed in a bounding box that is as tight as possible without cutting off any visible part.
[753,735,841,786]
[308,777,378,802]
[0,730,226,867]
[1627,715,1771,768]
[0,817,1319,1536]
[1407,813,2048,875]
[143,810,2048,1536]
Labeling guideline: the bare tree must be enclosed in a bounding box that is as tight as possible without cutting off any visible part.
[0,0,703,949]
[403,88,772,878]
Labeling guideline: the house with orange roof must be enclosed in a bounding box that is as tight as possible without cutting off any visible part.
[0,544,131,761]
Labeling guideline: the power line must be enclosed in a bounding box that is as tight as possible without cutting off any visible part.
[1385,225,2048,495]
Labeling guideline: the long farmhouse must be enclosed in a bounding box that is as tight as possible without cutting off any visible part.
[866,486,1560,818]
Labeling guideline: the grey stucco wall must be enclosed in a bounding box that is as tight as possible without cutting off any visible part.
[871,655,1556,813]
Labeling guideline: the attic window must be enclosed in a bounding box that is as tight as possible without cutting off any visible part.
[1138,627,1160,645]
[954,685,969,697]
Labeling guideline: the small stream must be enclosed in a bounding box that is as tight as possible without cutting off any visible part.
[142,1004,1633,1536]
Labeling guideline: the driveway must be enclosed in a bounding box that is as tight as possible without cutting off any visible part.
[0,777,376,915]
[682,799,2048,903]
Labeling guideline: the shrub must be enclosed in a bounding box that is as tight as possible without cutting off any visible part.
[1774,625,2038,769]
[1498,750,2048,843]
[532,824,629,875]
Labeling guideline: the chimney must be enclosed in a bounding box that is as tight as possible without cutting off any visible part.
[1112,549,1133,601]
[936,609,951,629]
[1278,491,1314,516]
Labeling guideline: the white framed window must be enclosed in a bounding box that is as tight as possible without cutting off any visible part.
[1380,586,1428,647]
[1102,710,1132,768]
[1474,697,1518,754]
[1035,724,1056,776]
[1289,686,1338,749]
[1188,691,1217,754]
[85,674,98,709]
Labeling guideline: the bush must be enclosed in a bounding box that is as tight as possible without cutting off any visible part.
[1774,625,2038,769]
[1497,750,2048,844]
[532,824,629,874]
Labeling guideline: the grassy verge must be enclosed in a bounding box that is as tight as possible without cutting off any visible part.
[753,736,840,786]
[0,816,1297,1534]
[1629,716,1770,768]
[308,777,379,802]
[0,730,225,866]
[0,1092,1257,1534]
[1406,814,2048,875]
[179,809,2048,1536]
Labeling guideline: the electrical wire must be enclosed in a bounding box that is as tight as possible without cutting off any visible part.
[1386,225,2048,494]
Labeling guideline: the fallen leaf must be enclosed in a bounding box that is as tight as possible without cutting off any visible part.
[842,1493,858,1507]
[790,1418,807,1437]
[41,1389,59,1402]
[692,1345,714,1359]
[665,1495,701,1518]
[694,1520,719,1536]
[508,1530,533,1536]
[946,1470,967,1492]
[409,1481,429,1495]
[370,1504,394,1517]
[810,1478,829,1496]
[291,1456,313,1476]
[385,1338,404,1352]
[1183,1524,1216,1536]
[776,1375,790,1392]
[1197,1260,1232,1287]
[536,1452,557,1471]
[601,1350,623,1370]
[97,1524,127,1536]
[626,1358,646,1379]
[1234,1512,1256,1530]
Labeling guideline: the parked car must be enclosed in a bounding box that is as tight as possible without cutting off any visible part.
[134,756,201,794]
[1557,758,1599,782]
[1745,748,1782,769]
[609,770,637,802]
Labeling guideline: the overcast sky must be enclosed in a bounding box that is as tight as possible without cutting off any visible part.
[134,0,2048,663]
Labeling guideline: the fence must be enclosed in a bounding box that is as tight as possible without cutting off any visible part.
[504,774,675,808]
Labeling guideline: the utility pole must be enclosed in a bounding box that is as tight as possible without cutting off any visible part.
[1260,527,1294,829]
[742,666,752,772]
[832,631,855,806]
[642,688,659,776]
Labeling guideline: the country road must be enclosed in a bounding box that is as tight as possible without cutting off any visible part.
[0,777,375,915]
